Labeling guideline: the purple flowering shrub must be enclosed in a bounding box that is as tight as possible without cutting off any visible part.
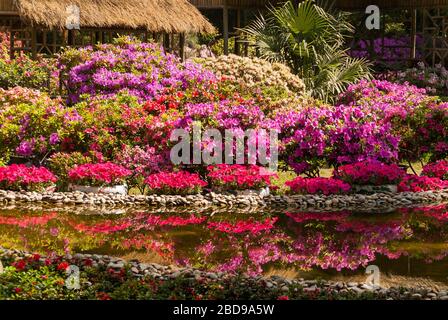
[59,36,218,104]
[349,36,424,66]
[338,80,448,162]
[274,104,400,176]
[272,80,447,176]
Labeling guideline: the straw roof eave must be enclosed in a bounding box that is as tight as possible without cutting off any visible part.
[13,0,215,34]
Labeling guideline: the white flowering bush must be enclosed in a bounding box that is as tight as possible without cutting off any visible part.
[195,54,307,107]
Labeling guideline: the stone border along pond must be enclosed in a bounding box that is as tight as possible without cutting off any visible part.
[1,247,448,300]
[0,189,448,211]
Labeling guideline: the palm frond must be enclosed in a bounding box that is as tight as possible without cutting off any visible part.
[240,0,372,103]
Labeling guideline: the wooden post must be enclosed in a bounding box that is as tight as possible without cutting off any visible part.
[223,2,229,55]
[179,33,185,61]
[170,34,176,52]
[31,28,37,58]
[9,30,14,59]
[411,8,417,61]
[234,8,241,55]
[68,30,75,46]
[163,33,170,52]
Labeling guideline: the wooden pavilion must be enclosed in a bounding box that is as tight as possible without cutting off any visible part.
[0,0,215,58]
[190,0,448,65]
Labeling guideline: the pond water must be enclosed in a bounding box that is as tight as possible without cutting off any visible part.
[1,204,448,286]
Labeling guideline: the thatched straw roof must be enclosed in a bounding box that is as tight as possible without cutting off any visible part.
[6,0,215,33]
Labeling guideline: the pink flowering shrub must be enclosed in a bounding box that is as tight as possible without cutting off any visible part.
[0,164,57,191]
[68,163,131,186]
[114,145,169,193]
[398,175,448,192]
[285,177,351,195]
[274,104,401,176]
[144,171,207,195]
[338,80,448,162]
[334,160,406,186]
[422,160,448,180]
[207,165,276,191]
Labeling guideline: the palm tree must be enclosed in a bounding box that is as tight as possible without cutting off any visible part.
[241,0,371,103]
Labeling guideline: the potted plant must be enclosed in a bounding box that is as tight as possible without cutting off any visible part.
[334,160,406,194]
[285,177,351,195]
[207,165,276,197]
[0,164,57,192]
[67,163,131,195]
[144,171,207,195]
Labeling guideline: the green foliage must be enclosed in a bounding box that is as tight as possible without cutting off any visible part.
[0,258,389,300]
[0,91,83,164]
[0,58,52,90]
[47,152,92,191]
[241,0,372,102]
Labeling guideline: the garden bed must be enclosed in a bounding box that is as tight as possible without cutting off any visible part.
[1,189,447,211]
[1,247,447,300]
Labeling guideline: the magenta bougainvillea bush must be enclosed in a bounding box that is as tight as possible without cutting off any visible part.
[0,164,57,191]
[275,103,400,176]
[398,175,448,193]
[422,160,448,181]
[337,80,448,163]
[285,177,351,195]
[207,165,276,191]
[144,171,207,195]
[334,160,406,186]
[68,163,131,187]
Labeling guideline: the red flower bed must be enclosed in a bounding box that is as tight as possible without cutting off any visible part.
[334,160,405,186]
[68,163,131,186]
[285,177,351,195]
[0,164,57,191]
[207,164,276,191]
[422,160,448,180]
[398,175,448,192]
[144,171,207,195]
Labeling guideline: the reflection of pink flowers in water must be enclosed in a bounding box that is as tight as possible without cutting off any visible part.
[146,214,207,227]
[1,202,448,279]
[207,217,278,235]
[121,234,175,259]
[217,255,244,273]
[247,243,282,276]
[50,227,59,236]
[0,213,57,228]
[286,211,350,223]
[70,221,132,234]
[198,240,216,255]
